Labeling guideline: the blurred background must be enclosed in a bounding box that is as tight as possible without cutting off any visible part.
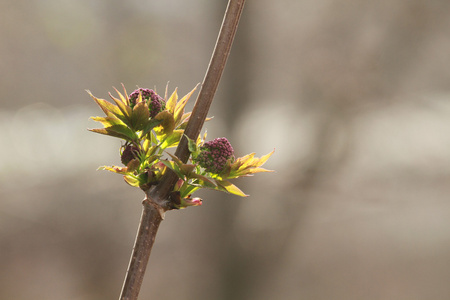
[1,0,450,299]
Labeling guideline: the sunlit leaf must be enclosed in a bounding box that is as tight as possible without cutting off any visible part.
[174,85,198,125]
[189,173,217,188]
[131,101,150,130]
[98,165,129,174]
[186,135,197,153]
[91,115,124,128]
[179,164,196,176]
[87,91,128,124]
[89,124,138,142]
[110,93,132,124]
[165,152,183,166]
[227,150,275,179]
[141,118,163,138]
[160,160,184,179]
[160,130,183,149]
[215,180,248,197]
[165,88,178,113]
[154,111,175,136]
[126,159,140,172]
[124,175,141,187]
[113,87,130,106]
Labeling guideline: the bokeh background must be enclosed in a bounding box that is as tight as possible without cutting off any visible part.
[1,0,450,299]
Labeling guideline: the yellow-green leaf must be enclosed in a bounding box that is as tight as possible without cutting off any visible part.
[131,101,150,130]
[110,93,132,122]
[98,165,128,174]
[89,125,137,141]
[154,111,175,136]
[124,175,141,187]
[90,115,124,128]
[215,180,248,197]
[165,88,178,113]
[160,130,183,149]
[174,85,198,125]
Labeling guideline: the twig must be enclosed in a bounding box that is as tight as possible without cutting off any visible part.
[118,1,246,299]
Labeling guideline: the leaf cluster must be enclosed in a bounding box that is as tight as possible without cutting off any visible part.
[89,84,273,209]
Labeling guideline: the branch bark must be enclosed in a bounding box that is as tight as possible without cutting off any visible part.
[151,0,246,201]
[119,1,246,299]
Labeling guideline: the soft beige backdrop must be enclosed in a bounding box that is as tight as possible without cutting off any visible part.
[1,1,450,299]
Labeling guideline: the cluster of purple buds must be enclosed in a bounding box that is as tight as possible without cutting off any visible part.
[129,88,166,118]
[121,144,140,165]
[195,137,235,174]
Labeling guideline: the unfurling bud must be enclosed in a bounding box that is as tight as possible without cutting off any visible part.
[121,145,140,165]
[129,88,166,117]
[194,137,234,174]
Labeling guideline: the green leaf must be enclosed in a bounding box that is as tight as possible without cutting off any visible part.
[227,150,275,179]
[141,118,163,138]
[87,91,129,124]
[131,101,150,131]
[113,86,130,106]
[160,130,183,149]
[160,160,184,179]
[174,85,198,125]
[215,180,248,197]
[110,91,132,122]
[98,165,129,174]
[89,124,138,142]
[90,115,124,128]
[189,173,218,188]
[154,111,175,136]
[165,88,178,114]
[124,175,141,187]
[186,134,197,153]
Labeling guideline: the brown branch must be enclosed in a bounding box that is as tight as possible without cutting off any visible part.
[150,0,246,202]
[119,1,246,299]
[119,199,163,300]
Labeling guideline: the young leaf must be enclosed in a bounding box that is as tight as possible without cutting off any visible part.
[124,175,141,187]
[98,165,129,174]
[154,111,175,136]
[131,101,150,131]
[215,179,248,197]
[91,115,124,128]
[160,130,183,149]
[165,88,178,113]
[89,124,138,142]
[174,85,198,125]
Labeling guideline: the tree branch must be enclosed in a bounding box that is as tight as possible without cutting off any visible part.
[150,0,246,201]
[119,1,246,299]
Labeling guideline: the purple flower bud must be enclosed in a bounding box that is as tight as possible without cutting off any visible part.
[194,137,234,173]
[129,88,166,117]
[121,144,140,165]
